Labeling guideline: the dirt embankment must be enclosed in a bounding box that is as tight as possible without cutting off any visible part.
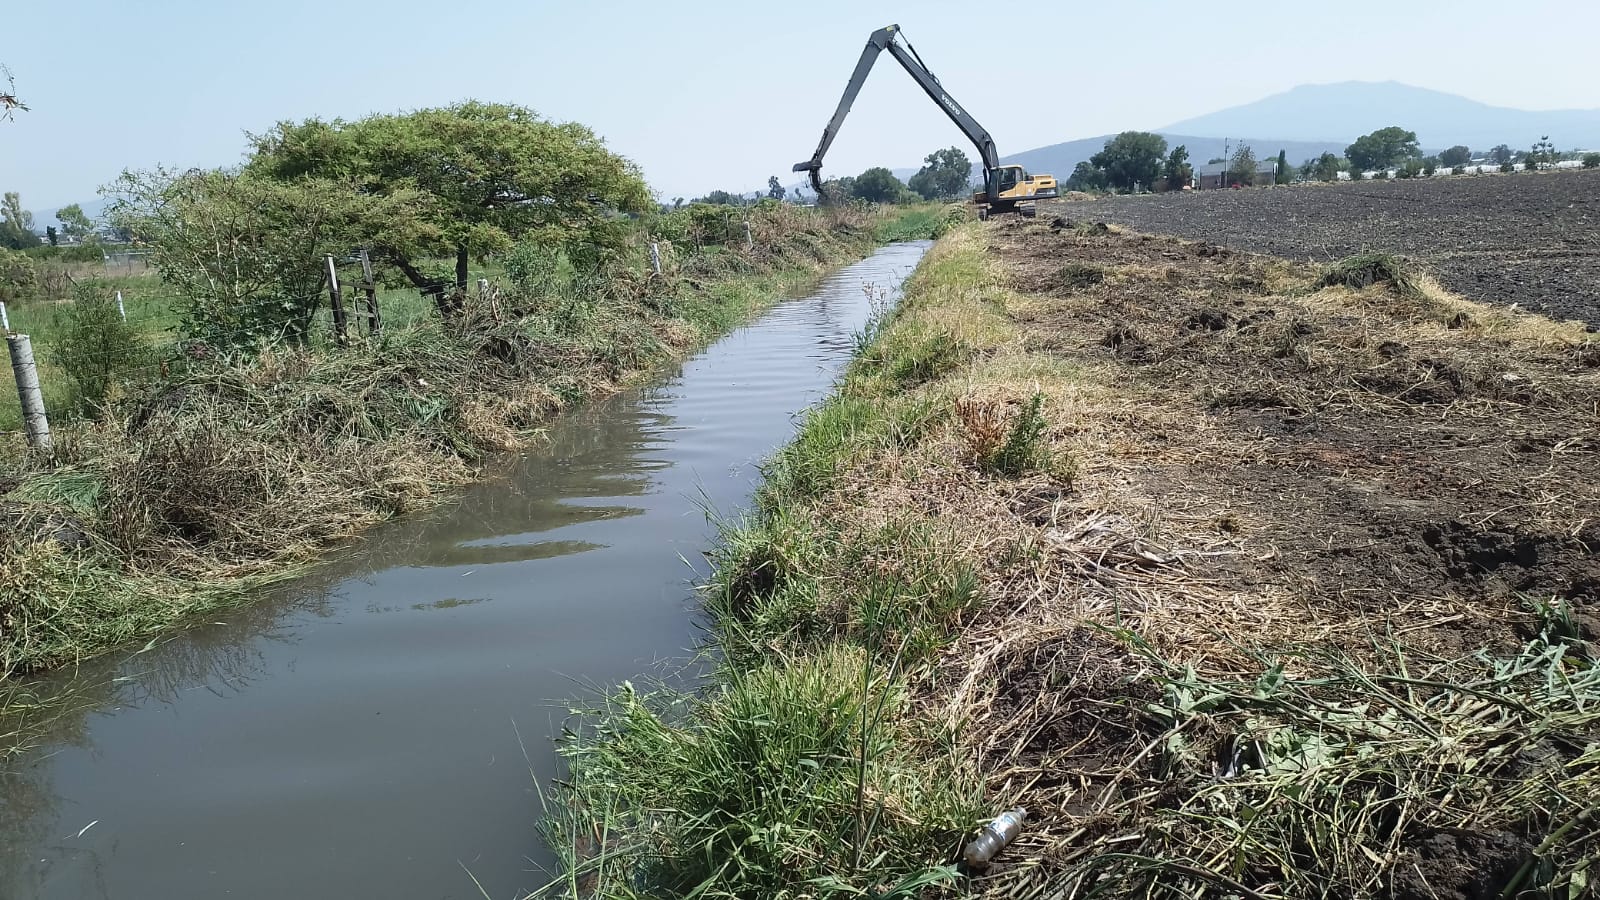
[547,218,1600,900]
[1063,169,1600,327]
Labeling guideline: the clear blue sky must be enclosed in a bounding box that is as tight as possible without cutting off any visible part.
[4,0,1598,210]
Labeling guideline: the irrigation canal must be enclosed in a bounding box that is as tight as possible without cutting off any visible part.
[0,242,931,900]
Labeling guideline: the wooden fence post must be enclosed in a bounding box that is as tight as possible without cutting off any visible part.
[7,333,53,454]
[325,255,348,347]
[358,248,381,335]
[744,221,754,251]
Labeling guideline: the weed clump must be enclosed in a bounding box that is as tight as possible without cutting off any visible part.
[1316,252,1423,297]
[549,646,979,898]
[956,392,1063,478]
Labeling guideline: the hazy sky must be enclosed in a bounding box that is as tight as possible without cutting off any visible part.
[4,0,1598,209]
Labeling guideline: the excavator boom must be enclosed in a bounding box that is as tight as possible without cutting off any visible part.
[792,24,1053,215]
[793,25,997,195]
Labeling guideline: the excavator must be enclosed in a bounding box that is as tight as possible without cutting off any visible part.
[794,24,1057,220]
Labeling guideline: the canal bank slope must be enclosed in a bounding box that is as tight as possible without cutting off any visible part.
[0,204,956,689]
[548,222,1600,898]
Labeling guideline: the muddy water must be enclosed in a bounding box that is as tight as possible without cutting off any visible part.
[0,242,929,900]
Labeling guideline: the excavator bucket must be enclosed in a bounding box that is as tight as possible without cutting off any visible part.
[792,161,826,202]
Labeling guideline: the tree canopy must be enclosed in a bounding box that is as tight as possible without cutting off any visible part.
[767,176,786,201]
[851,167,907,204]
[1090,132,1168,192]
[246,101,652,309]
[1163,145,1191,189]
[1345,126,1420,172]
[1439,145,1472,167]
[109,167,437,348]
[908,147,973,200]
[1228,145,1258,187]
[56,203,95,240]
[1312,152,1342,182]
[1,191,39,249]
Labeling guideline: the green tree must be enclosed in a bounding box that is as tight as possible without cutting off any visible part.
[1490,144,1514,166]
[1583,153,1600,169]
[1311,153,1339,182]
[56,203,96,241]
[247,101,651,312]
[1163,145,1191,190]
[1228,145,1258,187]
[45,225,57,246]
[1,191,40,249]
[1439,145,1472,167]
[851,167,906,204]
[768,177,786,201]
[1065,160,1108,192]
[1345,126,1420,171]
[1528,135,1556,171]
[1274,149,1291,185]
[1090,131,1168,192]
[697,190,742,206]
[1422,156,1439,176]
[109,167,437,349]
[907,146,973,200]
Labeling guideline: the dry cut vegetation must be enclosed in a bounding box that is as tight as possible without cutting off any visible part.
[546,218,1599,899]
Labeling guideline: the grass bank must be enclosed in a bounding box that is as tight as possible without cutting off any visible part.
[544,222,1600,898]
[0,203,954,692]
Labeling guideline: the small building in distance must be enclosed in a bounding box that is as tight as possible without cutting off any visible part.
[1196,159,1280,189]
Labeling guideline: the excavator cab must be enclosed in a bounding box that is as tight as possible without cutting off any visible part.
[974,166,1059,218]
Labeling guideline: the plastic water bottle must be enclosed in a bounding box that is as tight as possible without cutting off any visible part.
[962,807,1027,868]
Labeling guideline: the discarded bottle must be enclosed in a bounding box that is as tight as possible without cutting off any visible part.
[962,807,1027,869]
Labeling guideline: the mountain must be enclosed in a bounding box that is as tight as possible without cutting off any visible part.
[1159,81,1600,152]
[1001,134,1347,181]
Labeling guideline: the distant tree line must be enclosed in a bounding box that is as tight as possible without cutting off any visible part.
[1065,123,1599,193]
[694,147,975,207]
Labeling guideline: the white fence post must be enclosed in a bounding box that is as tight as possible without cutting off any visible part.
[649,242,662,276]
[7,333,53,453]
[115,290,127,322]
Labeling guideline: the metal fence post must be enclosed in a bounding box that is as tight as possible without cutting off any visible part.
[7,333,53,453]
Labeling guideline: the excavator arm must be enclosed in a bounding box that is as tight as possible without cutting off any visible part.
[792,24,1000,198]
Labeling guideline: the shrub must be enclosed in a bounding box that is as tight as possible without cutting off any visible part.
[1396,160,1424,179]
[1500,162,1516,173]
[48,282,149,416]
[956,392,1061,478]
[0,246,37,303]
[1584,153,1600,169]
[1452,165,1468,176]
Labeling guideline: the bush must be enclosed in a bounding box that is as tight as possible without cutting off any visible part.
[1396,160,1424,179]
[0,246,38,303]
[1584,153,1600,169]
[48,282,150,416]
[1501,162,1517,173]
[1452,165,1468,176]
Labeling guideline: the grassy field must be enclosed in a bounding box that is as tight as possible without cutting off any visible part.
[544,220,1600,898]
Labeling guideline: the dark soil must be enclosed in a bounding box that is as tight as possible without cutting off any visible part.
[990,221,1600,658]
[1053,169,1600,327]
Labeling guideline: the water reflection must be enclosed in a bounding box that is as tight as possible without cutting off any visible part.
[0,243,929,900]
